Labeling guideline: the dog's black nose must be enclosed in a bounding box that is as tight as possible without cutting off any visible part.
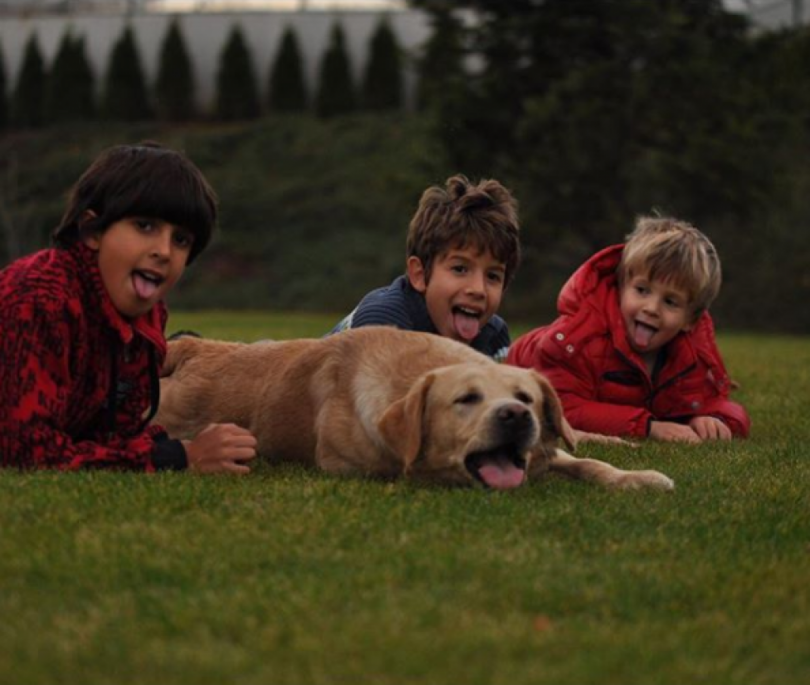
[497,404,531,427]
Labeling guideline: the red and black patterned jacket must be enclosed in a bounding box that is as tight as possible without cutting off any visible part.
[0,242,187,470]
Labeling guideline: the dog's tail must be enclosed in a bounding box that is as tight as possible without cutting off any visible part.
[161,336,203,378]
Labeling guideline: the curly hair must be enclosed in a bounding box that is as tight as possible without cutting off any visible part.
[406,174,521,286]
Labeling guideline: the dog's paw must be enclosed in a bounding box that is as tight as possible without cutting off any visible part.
[614,469,675,492]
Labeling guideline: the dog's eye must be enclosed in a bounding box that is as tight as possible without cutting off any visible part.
[515,391,533,405]
[455,391,482,405]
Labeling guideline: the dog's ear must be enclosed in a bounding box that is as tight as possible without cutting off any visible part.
[377,372,435,471]
[161,337,200,378]
[531,371,577,453]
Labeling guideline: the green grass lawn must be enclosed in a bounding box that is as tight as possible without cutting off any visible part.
[1,312,808,685]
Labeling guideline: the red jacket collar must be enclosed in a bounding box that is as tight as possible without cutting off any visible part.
[559,243,702,380]
[558,244,624,316]
[72,242,167,357]
[603,285,700,383]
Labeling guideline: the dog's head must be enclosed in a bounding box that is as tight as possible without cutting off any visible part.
[377,363,575,489]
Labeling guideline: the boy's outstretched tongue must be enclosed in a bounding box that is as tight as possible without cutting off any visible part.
[133,273,158,300]
[633,322,656,348]
[454,311,481,342]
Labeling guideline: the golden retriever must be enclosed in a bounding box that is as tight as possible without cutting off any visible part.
[155,327,673,491]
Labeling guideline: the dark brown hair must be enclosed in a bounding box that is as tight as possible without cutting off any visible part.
[406,174,521,285]
[52,142,218,264]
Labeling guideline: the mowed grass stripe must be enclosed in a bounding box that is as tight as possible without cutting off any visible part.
[1,313,807,685]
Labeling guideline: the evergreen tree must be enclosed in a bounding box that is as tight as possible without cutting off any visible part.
[315,23,356,117]
[12,33,47,128]
[102,25,152,121]
[215,25,261,121]
[46,29,95,123]
[0,41,7,130]
[268,25,308,113]
[361,18,403,111]
[414,6,465,112]
[154,18,196,122]
[72,37,96,119]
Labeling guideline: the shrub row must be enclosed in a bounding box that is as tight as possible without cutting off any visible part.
[1,115,806,333]
[0,16,404,127]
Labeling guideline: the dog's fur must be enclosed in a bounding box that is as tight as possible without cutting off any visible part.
[155,327,673,491]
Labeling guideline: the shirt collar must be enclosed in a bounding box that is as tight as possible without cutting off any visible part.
[72,242,166,354]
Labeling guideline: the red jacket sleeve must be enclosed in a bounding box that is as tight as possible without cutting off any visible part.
[0,303,173,471]
[505,327,542,368]
[509,327,653,437]
[701,396,751,438]
[690,320,751,438]
[537,344,653,438]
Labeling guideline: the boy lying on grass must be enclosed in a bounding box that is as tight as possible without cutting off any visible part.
[331,174,520,362]
[508,216,750,442]
[0,143,256,472]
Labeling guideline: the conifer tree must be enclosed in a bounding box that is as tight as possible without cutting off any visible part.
[71,37,96,118]
[46,29,95,123]
[415,6,465,111]
[215,25,261,121]
[103,25,152,121]
[315,23,356,118]
[154,18,196,122]
[0,41,7,130]
[12,33,47,128]
[268,25,308,113]
[361,18,403,111]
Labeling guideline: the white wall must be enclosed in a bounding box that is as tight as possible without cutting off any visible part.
[0,9,431,110]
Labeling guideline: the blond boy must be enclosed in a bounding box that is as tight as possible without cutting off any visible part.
[508,216,750,441]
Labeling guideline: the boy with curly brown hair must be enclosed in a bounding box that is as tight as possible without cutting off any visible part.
[331,174,521,361]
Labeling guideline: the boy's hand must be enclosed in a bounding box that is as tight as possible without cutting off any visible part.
[183,423,258,474]
[649,421,701,443]
[689,416,732,441]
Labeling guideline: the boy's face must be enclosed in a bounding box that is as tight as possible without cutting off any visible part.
[83,216,194,319]
[619,272,695,355]
[407,245,506,344]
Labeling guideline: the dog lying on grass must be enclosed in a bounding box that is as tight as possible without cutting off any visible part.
[155,327,673,491]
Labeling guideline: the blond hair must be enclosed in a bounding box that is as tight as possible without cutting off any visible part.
[406,174,521,286]
[619,216,721,318]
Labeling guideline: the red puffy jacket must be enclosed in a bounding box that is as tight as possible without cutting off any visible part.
[507,245,751,438]
[0,243,187,470]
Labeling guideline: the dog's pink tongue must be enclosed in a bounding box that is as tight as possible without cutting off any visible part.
[633,322,656,348]
[133,273,158,300]
[478,457,525,490]
[453,312,481,342]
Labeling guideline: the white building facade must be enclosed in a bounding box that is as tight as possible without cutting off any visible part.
[0,7,431,110]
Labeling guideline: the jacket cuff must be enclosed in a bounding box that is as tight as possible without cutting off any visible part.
[151,436,188,471]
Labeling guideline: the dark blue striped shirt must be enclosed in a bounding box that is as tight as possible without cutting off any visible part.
[330,275,511,361]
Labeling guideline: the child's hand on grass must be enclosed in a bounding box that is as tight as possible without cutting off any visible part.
[649,420,701,443]
[183,423,257,474]
[689,416,732,441]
